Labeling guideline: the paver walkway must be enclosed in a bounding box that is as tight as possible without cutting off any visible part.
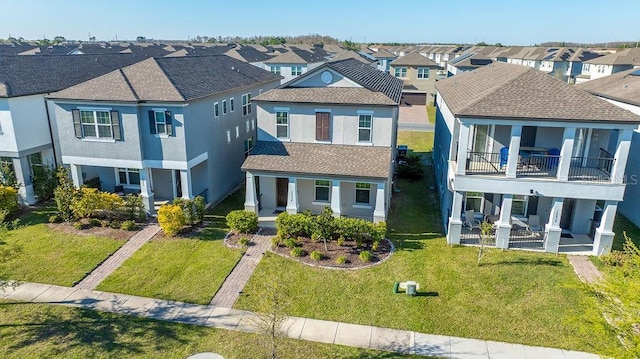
[0,281,599,359]
[567,255,603,284]
[74,224,161,290]
[210,229,273,307]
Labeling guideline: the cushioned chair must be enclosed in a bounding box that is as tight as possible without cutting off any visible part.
[464,210,481,230]
[499,147,509,169]
[547,148,560,168]
[528,215,543,232]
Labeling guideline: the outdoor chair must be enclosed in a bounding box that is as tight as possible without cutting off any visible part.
[528,215,543,232]
[463,210,481,231]
[499,147,509,169]
[547,148,560,168]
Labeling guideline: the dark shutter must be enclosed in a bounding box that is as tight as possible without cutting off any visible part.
[72,109,82,138]
[148,110,156,134]
[165,111,173,136]
[315,112,329,141]
[110,111,121,140]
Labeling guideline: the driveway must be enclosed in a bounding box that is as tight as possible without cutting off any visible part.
[399,105,434,132]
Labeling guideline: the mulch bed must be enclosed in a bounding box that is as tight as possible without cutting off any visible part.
[47,222,137,241]
[225,231,258,248]
[271,237,393,269]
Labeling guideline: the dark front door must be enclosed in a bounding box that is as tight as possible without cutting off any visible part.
[276,178,288,207]
[560,198,575,230]
[175,170,182,198]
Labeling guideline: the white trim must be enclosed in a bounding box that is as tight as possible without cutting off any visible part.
[214,102,220,118]
[275,110,289,140]
[315,109,332,113]
[353,204,372,209]
[222,99,228,115]
[274,107,290,111]
[230,97,235,112]
[357,110,374,114]
[154,134,170,139]
[78,106,113,111]
[61,151,208,171]
[151,107,168,112]
[81,138,116,143]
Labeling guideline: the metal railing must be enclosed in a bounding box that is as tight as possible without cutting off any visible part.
[465,152,504,174]
[568,157,614,182]
[460,226,496,246]
[507,229,545,249]
[515,154,559,177]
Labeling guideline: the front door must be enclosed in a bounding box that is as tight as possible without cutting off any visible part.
[560,198,575,230]
[276,178,288,208]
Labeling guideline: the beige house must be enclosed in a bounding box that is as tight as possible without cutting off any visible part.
[389,52,440,105]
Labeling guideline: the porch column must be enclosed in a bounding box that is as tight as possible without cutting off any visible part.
[171,170,178,199]
[330,180,341,218]
[544,197,564,253]
[13,157,35,205]
[286,177,298,214]
[139,167,155,215]
[556,127,575,181]
[506,125,522,178]
[180,169,193,199]
[447,190,463,245]
[456,123,470,175]
[373,182,386,223]
[495,194,513,249]
[244,172,257,213]
[594,201,617,256]
[69,163,83,188]
[610,129,633,184]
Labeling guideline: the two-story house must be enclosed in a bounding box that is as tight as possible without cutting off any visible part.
[263,47,327,84]
[390,52,440,106]
[576,68,640,228]
[371,48,397,73]
[433,62,640,256]
[0,54,143,204]
[576,48,640,83]
[241,59,403,224]
[47,55,281,213]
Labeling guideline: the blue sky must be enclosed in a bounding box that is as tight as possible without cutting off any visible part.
[1,0,637,45]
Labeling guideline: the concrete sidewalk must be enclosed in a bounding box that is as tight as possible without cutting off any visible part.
[0,281,599,359]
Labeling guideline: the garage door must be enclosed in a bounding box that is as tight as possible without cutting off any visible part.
[401,92,427,106]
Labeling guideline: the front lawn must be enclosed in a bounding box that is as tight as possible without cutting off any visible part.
[613,213,640,250]
[0,204,126,286]
[0,300,421,359]
[234,131,620,355]
[97,191,245,305]
[427,104,436,124]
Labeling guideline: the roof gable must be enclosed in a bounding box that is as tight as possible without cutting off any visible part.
[390,52,438,67]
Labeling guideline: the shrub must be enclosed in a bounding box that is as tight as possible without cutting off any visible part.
[100,220,110,227]
[124,194,146,221]
[239,236,251,247]
[158,204,186,236]
[73,188,124,219]
[310,250,323,261]
[54,167,80,221]
[88,218,102,227]
[601,251,629,267]
[0,185,19,221]
[193,196,206,223]
[283,238,298,249]
[226,210,258,234]
[175,196,206,226]
[109,220,121,229]
[311,232,321,242]
[275,212,313,239]
[73,221,87,230]
[397,154,424,180]
[290,247,305,257]
[120,220,138,231]
[48,214,63,223]
[337,236,345,246]
[336,255,348,265]
[0,163,18,188]
[32,164,57,201]
[271,236,282,248]
[359,250,373,263]
[335,217,386,246]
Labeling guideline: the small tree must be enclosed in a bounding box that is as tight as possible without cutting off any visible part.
[32,164,58,201]
[249,270,291,359]
[158,204,186,236]
[124,194,146,221]
[53,167,79,222]
[313,207,335,252]
[0,163,18,189]
[477,221,493,266]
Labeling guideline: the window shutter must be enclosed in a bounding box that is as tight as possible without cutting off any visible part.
[72,109,82,138]
[315,114,322,141]
[322,114,329,140]
[315,113,329,141]
[148,110,156,134]
[165,111,173,136]
[110,111,122,140]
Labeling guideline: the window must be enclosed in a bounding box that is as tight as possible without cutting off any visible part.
[315,112,330,141]
[242,93,252,116]
[235,126,240,138]
[152,110,170,135]
[291,66,302,76]
[244,136,254,158]
[214,102,220,118]
[80,110,113,138]
[394,67,407,78]
[226,130,231,143]
[465,192,483,212]
[358,114,372,142]
[417,68,429,79]
[355,183,371,204]
[583,64,590,73]
[28,152,43,177]
[117,168,140,186]
[246,120,250,133]
[0,157,14,174]
[222,100,227,115]
[315,180,330,202]
[511,195,529,216]
[230,98,235,112]
[276,111,289,138]
[270,65,281,75]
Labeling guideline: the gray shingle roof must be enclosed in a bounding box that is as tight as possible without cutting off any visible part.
[436,62,640,122]
[324,59,403,104]
[586,48,640,66]
[576,68,640,107]
[242,141,391,179]
[253,87,397,105]
[49,55,282,102]
[390,52,439,67]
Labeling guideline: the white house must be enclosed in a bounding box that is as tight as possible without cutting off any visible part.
[433,62,640,256]
[576,48,640,83]
[241,59,403,224]
[262,48,327,84]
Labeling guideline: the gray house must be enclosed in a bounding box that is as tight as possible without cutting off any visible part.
[48,55,281,213]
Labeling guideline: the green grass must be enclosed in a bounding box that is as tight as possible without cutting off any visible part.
[234,131,621,355]
[427,104,436,124]
[613,213,640,250]
[0,204,126,286]
[97,191,245,305]
[0,300,421,359]
[397,131,434,154]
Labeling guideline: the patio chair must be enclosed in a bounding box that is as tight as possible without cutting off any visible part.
[114,185,125,195]
[528,215,543,232]
[499,147,509,169]
[463,210,481,230]
[547,148,560,168]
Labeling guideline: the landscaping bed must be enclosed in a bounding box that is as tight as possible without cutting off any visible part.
[271,236,393,269]
[46,222,138,241]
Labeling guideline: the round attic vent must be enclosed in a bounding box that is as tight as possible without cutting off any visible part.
[321,71,333,84]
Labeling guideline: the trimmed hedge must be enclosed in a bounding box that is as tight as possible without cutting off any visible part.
[0,185,19,222]
[226,210,258,234]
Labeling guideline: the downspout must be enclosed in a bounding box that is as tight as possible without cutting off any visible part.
[43,96,58,167]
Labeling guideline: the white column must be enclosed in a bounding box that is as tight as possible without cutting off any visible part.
[557,127,575,181]
[610,129,633,184]
[139,167,155,214]
[447,190,463,245]
[171,170,178,199]
[286,177,298,214]
[373,182,386,223]
[506,125,522,178]
[456,123,471,175]
[244,172,257,213]
[594,200,617,256]
[330,180,341,218]
[70,163,83,188]
[13,157,35,205]
[544,197,564,253]
[180,169,193,199]
[495,194,513,249]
